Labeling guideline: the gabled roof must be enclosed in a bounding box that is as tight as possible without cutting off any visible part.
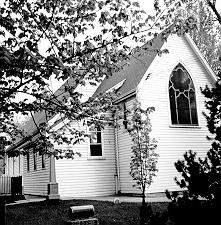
[8,31,217,151]
[21,77,76,135]
[7,77,77,152]
[93,32,168,99]
[22,33,168,134]
[94,33,217,101]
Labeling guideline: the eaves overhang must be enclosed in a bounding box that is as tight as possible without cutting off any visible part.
[184,33,217,83]
[114,89,136,104]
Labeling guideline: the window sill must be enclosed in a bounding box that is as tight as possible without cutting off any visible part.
[87,156,106,160]
[169,125,201,129]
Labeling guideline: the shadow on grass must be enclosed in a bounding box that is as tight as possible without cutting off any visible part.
[0,195,25,204]
[6,199,169,225]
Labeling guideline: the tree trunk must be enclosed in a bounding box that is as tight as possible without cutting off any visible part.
[142,191,146,207]
[140,190,147,225]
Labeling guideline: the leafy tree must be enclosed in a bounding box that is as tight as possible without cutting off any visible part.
[0,0,203,160]
[180,1,221,71]
[0,0,167,159]
[129,102,158,225]
[0,158,5,175]
[153,0,221,70]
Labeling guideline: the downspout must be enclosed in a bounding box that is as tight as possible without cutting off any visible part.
[114,115,121,194]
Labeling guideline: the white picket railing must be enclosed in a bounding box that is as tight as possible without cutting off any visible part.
[0,176,11,195]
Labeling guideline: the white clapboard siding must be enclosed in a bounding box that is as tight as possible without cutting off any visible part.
[117,35,214,195]
[55,123,116,197]
[4,156,23,177]
[0,175,11,194]
[6,73,101,196]
[116,98,141,194]
[5,157,13,176]
[14,155,23,176]
[23,153,50,196]
[136,34,213,194]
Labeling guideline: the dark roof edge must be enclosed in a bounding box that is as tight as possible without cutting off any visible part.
[7,114,69,152]
[114,89,136,104]
[7,130,38,152]
[184,33,217,83]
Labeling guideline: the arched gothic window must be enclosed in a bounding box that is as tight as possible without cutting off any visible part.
[169,64,198,125]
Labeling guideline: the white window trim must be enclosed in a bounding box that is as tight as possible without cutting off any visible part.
[167,62,201,128]
[87,127,105,160]
[106,79,126,93]
[169,125,201,129]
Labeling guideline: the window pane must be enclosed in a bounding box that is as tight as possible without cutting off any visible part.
[42,154,45,169]
[190,91,198,125]
[177,94,191,124]
[171,69,190,92]
[33,153,37,171]
[89,127,102,157]
[90,145,102,156]
[90,132,98,143]
[169,64,198,125]
[90,131,102,144]
[97,132,101,143]
[169,88,177,124]
[191,109,198,125]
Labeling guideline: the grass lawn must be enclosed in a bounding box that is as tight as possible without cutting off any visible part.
[6,199,169,225]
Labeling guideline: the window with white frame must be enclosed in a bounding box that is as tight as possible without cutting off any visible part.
[42,154,45,169]
[169,64,198,125]
[89,126,102,157]
[33,153,37,171]
[27,153,30,172]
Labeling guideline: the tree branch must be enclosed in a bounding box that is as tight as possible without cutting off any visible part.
[206,0,221,24]
[0,77,37,101]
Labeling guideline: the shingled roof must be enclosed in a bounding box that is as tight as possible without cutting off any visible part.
[28,33,167,128]
[8,33,168,151]
[93,32,167,99]
[15,77,77,139]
